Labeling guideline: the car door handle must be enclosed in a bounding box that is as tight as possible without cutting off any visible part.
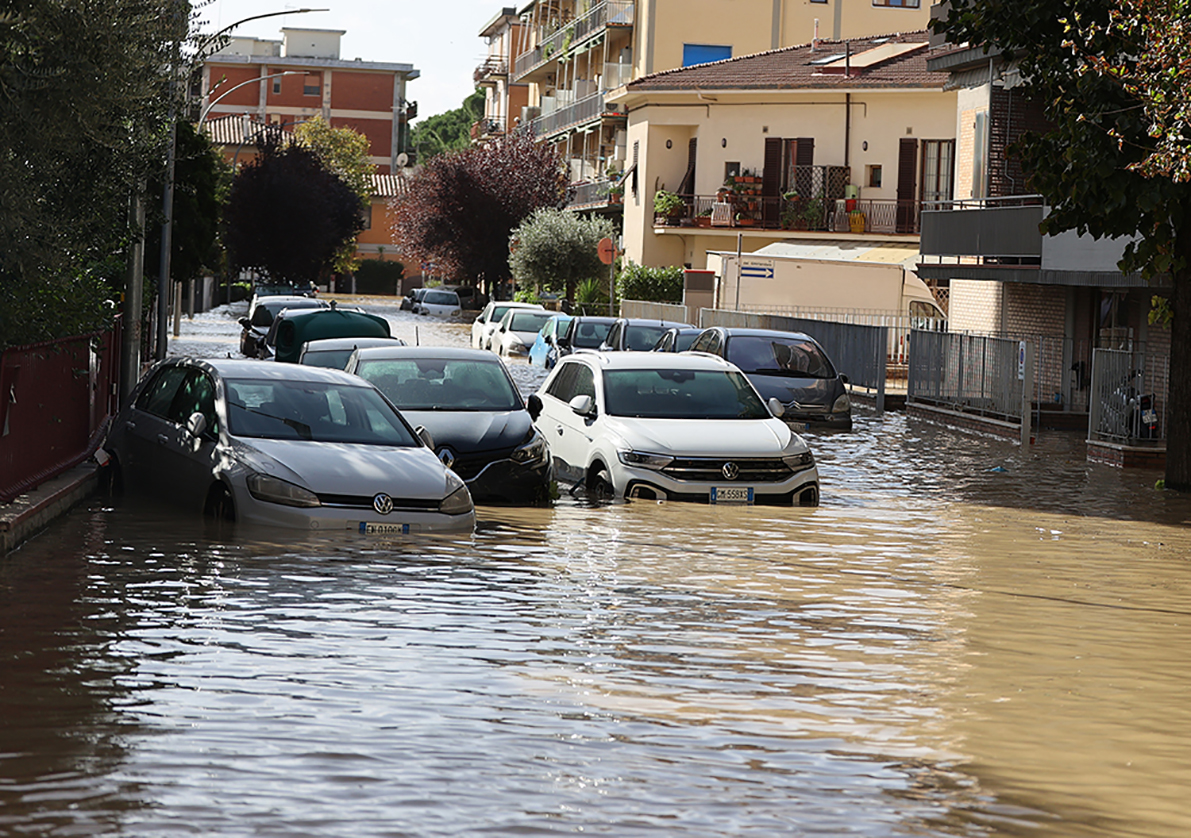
[157,434,169,445]
[555,425,563,436]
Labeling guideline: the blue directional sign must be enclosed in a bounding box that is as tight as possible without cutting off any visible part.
[740,263,775,280]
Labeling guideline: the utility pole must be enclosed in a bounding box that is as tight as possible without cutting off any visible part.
[121,189,146,405]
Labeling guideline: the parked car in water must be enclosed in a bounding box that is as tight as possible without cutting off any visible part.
[528,351,819,505]
[252,281,316,302]
[297,336,407,370]
[414,288,463,318]
[599,318,692,352]
[651,326,703,353]
[688,327,852,430]
[239,295,328,357]
[471,301,545,350]
[442,284,489,311]
[528,314,572,368]
[99,358,475,532]
[557,315,617,358]
[345,346,552,504]
[261,303,392,363]
[400,287,427,311]
[491,307,556,356]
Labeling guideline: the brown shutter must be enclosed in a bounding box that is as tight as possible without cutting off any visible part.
[896,137,919,233]
[677,138,697,195]
[762,137,783,225]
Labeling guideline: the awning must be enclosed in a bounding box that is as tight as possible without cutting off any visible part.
[729,239,921,271]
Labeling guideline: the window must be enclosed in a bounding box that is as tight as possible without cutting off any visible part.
[867,165,883,188]
[303,72,321,96]
[682,44,732,67]
[872,0,920,6]
[920,139,955,208]
[724,162,741,180]
[272,78,281,94]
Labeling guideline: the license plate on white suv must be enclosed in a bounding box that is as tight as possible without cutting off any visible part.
[710,487,754,504]
[359,522,410,535]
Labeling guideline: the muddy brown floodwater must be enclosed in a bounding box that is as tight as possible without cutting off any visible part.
[1,300,1189,836]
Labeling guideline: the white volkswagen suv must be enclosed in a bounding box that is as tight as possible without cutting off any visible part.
[528,351,819,505]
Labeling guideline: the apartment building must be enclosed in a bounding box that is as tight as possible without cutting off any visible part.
[473,8,531,143]
[490,0,931,210]
[200,28,420,174]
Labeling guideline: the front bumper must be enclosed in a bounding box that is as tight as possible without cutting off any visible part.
[229,483,476,531]
[464,456,553,504]
[611,462,820,506]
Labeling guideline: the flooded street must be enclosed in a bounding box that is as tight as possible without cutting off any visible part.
[3,299,1190,836]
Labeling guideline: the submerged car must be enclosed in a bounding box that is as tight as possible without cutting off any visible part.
[99,358,475,532]
[471,301,545,350]
[599,318,692,352]
[688,327,852,430]
[344,346,551,504]
[529,351,819,505]
[651,326,703,353]
[527,314,572,368]
[491,307,556,356]
[414,288,463,318]
[297,336,407,369]
[262,303,392,363]
[239,295,328,357]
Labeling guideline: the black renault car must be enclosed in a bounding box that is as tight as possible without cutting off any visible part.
[688,327,852,430]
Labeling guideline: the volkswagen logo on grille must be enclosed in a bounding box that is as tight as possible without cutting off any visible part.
[722,462,740,481]
[372,493,394,515]
[438,447,456,469]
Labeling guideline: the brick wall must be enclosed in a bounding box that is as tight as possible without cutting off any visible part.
[957,107,977,199]
[948,279,1002,333]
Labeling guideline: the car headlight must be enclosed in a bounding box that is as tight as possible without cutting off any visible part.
[439,484,474,515]
[832,392,851,413]
[246,473,321,507]
[510,430,548,464]
[782,450,815,471]
[618,450,673,469]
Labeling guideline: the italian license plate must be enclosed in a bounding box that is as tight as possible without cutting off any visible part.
[359,522,410,535]
[710,486,754,504]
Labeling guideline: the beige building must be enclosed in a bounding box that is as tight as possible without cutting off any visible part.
[501,0,931,209]
[473,8,530,144]
[605,31,955,277]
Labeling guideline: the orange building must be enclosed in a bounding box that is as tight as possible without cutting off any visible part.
[200,28,419,174]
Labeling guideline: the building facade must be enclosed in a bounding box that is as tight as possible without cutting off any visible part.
[200,28,419,174]
[473,8,531,144]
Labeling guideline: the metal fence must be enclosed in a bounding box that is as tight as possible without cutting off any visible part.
[1088,348,1169,443]
[740,305,947,365]
[908,330,1028,422]
[0,324,122,502]
[698,308,890,411]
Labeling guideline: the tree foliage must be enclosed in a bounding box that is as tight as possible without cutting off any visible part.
[934,0,1191,489]
[410,89,485,162]
[616,262,684,304]
[510,208,614,301]
[391,130,568,293]
[222,138,365,284]
[294,115,376,273]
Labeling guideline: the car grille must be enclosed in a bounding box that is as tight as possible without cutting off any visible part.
[318,494,441,511]
[448,448,514,482]
[660,458,794,483]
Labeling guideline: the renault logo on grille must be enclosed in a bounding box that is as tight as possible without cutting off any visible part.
[722,462,739,480]
[438,447,456,469]
[372,493,394,515]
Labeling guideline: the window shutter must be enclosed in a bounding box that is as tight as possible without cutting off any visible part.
[896,137,919,233]
[677,138,698,194]
[762,137,783,225]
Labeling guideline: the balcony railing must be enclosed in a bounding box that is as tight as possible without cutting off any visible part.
[529,91,623,139]
[568,179,623,208]
[474,56,508,85]
[470,117,506,141]
[513,0,636,80]
[919,196,1045,260]
[654,194,925,234]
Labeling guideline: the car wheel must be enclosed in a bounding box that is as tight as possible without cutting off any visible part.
[204,483,236,521]
[100,455,124,495]
[588,467,615,501]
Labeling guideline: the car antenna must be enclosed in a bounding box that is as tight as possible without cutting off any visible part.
[415,326,419,346]
[330,299,338,310]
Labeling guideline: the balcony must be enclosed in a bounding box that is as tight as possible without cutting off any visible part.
[653,193,925,235]
[919,197,1044,261]
[474,56,508,86]
[529,91,624,140]
[568,179,623,210]
[470,117,506,142]
[513,0,636,81]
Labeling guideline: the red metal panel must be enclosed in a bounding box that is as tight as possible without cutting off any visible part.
[0,325,120,503]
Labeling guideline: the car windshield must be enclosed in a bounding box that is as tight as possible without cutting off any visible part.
[510,311,552,332]
[300,350,353,369]
[572,321,612,348]
[225,378,418,445]
[726,335,836,378]
[424,291,458,305]
[624,324,668,351]
[602,369,770,419]
[355,357,521,411]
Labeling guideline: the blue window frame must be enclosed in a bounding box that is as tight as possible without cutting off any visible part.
[682,44,732,67]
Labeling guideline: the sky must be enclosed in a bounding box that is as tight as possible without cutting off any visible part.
[195,0,506,121]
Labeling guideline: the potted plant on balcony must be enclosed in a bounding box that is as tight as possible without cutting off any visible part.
[653,189,684,226]
[695,207,713,227]
[607,182,624,204]
[799,195,825,230]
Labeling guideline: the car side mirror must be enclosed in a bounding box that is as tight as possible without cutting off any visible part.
[840,374,850,384]
[185,411,208,439]
[414,425,435,450]
[569,394,595,417]
[527,393,543,421]
[766,397,785,419]
[238,317,251,329]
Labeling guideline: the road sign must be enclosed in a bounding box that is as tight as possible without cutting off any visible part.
[740,259,775,280]
[598,237,617,265]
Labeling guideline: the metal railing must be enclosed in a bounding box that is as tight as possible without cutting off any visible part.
[1,325,122,502]
[661,194,924,234]
[514,0,635,79]
[530,91,612,138]
[740,305,946,365]
[569,178,622,207]
[474,56,508,84]
[1088,348,1168,443]
[908,330,1028,422]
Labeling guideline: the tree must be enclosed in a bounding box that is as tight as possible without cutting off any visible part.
[934,0,1191,490]
[510,208,614,302]
[411,89,485,162]
[294,115,376,274]
[616,262,685,304]
[222,138,365,284]
[0,0,180,346]
[391,130,568,295]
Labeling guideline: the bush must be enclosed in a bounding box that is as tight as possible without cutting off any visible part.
[354,259,405,295]
[616,262,684,304]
